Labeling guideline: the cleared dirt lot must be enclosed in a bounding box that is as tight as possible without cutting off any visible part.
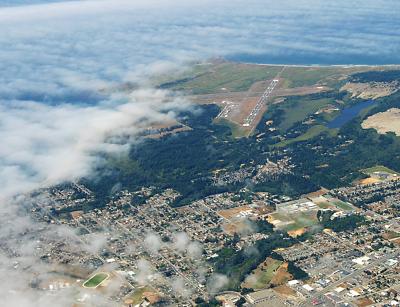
[218,205,254,220]
[341,81,398,100]
[273,285,298,297]
[287,228,306,238]
[362,108,400,136]
[359,177,381,185]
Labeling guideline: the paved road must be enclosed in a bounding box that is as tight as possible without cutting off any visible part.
[300,250,400,306]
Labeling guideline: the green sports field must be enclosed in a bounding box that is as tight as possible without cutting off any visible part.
[83,272,109,288]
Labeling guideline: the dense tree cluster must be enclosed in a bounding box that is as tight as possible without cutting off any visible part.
[322,214,366,232]
[350,70,400,83]
[213,231,296,290]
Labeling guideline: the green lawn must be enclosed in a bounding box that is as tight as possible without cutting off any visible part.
[158,62,282,94]
[214,117,249,138]
[319,195,355,211]
[277,98,334,131]
[83,272,109,288]
[280,66,382,88]
[332,200,354,211]
[156,62,393,94]
[280,67,345,88]
[275,125,328,147]
[272,211,319,232]
[243,259,283,289]
[316,200,353,211]
[284,214,319,232]
[127,286,155,305]
[317,202,332,209]
[362,165,400,175]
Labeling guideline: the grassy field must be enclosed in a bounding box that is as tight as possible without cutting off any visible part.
[160,62,282,95]
[284,213,319,232]
[83,272,109,288]
[383,230,400,240]
[157,62,397,94]
[271,211,319,232]
[280,66,384,88]
[271,263,292,286]
[280,67,346,88]
[362,165,400,175]
[315,195,354,212]
[316,202,331,209]
[332,200,354,211]
[317,200,353,211]
[242,258,283,289]
[126,286,158,305]
[277,98,334,131]
[214,117,249,138]
[274,125,329,147]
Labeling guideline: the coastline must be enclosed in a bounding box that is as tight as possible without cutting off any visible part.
[240,62,400,68]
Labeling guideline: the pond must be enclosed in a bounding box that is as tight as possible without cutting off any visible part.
[327,100,375,129]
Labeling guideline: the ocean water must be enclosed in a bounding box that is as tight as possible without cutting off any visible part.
[227,53,400,66]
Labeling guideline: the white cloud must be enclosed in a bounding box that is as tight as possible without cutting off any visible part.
[187,241,203,259]
[171,276,193,298]
[136,259,155,286]
[172,232,190,253]
[144,231,163,255]
[0,0,398,305]
[207,273,229,294]
[0,88,190,202]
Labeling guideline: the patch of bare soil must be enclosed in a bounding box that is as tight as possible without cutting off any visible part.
[362,108,400,136]
[341,81,399,99]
